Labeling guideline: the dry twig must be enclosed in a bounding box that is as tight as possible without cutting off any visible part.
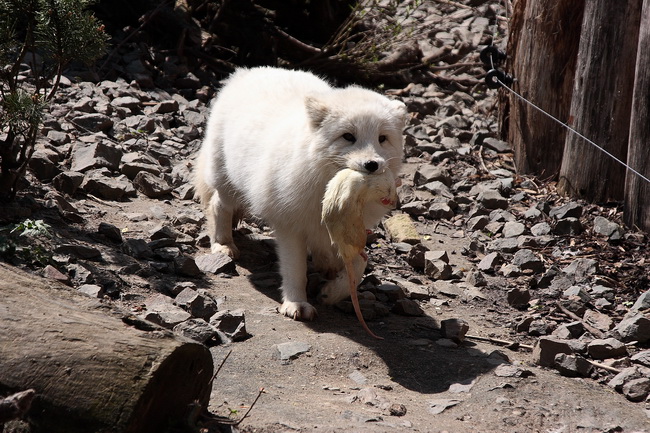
[465,334,534,350]
[555,302,606,339]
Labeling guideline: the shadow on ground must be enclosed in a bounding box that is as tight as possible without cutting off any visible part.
[234,231,501,395]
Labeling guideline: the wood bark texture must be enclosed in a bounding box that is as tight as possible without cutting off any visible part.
[0,263,213,433]
[502,0,584,178]
[624,0,650,232]
[557,0,642,202]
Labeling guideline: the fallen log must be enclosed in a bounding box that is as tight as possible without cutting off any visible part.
[0,263,213,433]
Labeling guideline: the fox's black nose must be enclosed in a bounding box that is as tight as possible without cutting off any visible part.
[364,160,379,173]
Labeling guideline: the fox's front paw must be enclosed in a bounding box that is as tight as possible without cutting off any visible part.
[279,301,318,321]
[211,242,240,259]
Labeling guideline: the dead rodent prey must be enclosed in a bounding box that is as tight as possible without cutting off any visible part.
[321,167,398,339]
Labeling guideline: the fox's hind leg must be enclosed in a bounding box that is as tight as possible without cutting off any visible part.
[205,190,240,259]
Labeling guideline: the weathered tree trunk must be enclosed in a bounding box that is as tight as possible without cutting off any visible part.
[502,0,584,179]
[624,0,650,232]
[557,0,642,202]
[0,263,214,433]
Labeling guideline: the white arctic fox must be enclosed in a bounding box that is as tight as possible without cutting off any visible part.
[194,67,407,320]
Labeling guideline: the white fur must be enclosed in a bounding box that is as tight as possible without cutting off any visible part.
[194,67,407,320]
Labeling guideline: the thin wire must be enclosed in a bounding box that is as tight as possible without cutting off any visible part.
[498,79,650,185]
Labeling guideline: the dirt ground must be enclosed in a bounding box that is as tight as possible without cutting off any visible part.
[201,241,650,433]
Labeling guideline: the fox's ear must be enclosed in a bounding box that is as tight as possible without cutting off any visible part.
[305,96,329,129]
[389,99,409,127]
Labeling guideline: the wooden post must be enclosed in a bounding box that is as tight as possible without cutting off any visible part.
[557,0,643,202]
[624,0,650,232]
[0,263,213,433]
[502,0,584,178]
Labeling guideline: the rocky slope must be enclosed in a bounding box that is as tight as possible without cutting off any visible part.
[2,0,649,432]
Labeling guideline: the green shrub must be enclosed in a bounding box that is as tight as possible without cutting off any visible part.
[0,0,108,201]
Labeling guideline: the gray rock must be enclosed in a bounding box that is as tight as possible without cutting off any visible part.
[507,288,530,309]
[553,218,583,235]
[195,253,236,274]
[173,318,220,344]
[144,294,192,329]
[78,284,104,298]
[210,309,250,342]
[562,258,599,283]
[515,316,534,333]
[524,207,543,220]
[29,147,61,180]
[622,378,650,402]
[583,309,613,332]
[98,222,123,243]
[122,238,153,259]
[466,270,487,287]
[530,222,551,236]
[133,171,173,198]
[563,286,591,303]
[54,244,102,260]
[484,221,503,235]
[275,341,311,361]
[482,137,510,153]
[630,350,650,367]
[466,215,489,231]
[81,170,135,200]
[631,290,650,311]
[528,319,549,336]
[424,259,452,280]
[376,283,405,301]
[587,338,627,360]
[401,200,429,217]
[494,364,534,378]
[517,235,554,249]
[549,202,583,219]
[120,162,161,180]
[590,285,615,301]
[553,353,593,377]
[608,366,650,392]
[52,171,85,195]
[477,252,503,271]
[613,312,650,343]
[111,96,142,111]
[396,279,430,300]
[414,165,451,186]
[392,299,424,316]
[432,281,463,298]
[174,256,202,277]
[440,318,469,342]
[476,189,508,210]
[533,337,576,367]
[150,99,179,114]
[502,221,525,238]
[487,237,520,253]
[70,141,122,172]
[406,243,428,270]
[428,202,455,220]
[426,250,449,263]
[553,321,585,339]
[592,216,623,240]
[175,287,219,320]
[149,225,180,241]
[71,113,113,132]
[511,249,544,273]
[422,180,453,198]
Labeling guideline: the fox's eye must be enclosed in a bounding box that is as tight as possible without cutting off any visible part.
[378,135,387,143]
[342,133,356,143]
